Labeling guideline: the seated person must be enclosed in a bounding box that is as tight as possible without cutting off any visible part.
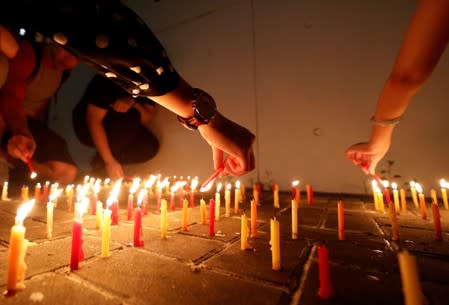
[73,74,159,180]
[0,36,79,186]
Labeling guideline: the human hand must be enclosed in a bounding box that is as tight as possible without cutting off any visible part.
[0,26,19,58]
[7,134,36,162]
[345,141,389,175]
[105,159,125,180]
[110,97,135,113]
[199,113,255,177]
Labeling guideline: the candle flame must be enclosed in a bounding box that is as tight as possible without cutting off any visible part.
[49,189,63,202]
[391,182,398,190]
[76,197,90,221]
[371,180,378,188]
[226,183,232,190]
[216,182,223,192]
[93,181,101,194]
[410,181,416,187]
[171,181,187,193]
[84,175,90,184]
[104,178,111,186]
[292,180,300,187]
[440,179,447,189]
[199,180,214,193]
[190,178,199,190]
[137,189,146,206]
[77,183,90,202]
[415,183,423,194]
[381,180,389,188]
[106,179,122,207]
[130,177,141,194]
[15,199,35,224]
[235,180,241,188]
[145,174,157,188]
[30,171,37,179]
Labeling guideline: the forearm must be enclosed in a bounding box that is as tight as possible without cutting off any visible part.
[87,122,115,163]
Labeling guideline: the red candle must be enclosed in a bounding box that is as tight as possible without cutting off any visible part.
[383,188,391,206]
[133,206,144,247]
[111,200,119,225]
[209,199,216,236]
[127,193,134,221]
[306,184,314,205]
[250,199,257,238]
[70,220,84,271]
[190,190,195,208]
[178,187,184,209]
[91,193,97,215]
[432,202,442,240]
[169,190,175,211]
[317,245,334,299]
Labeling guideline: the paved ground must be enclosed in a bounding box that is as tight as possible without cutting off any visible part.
[0,186,448,305]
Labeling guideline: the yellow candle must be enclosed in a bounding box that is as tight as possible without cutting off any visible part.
[34,183,41,203]
[397,250,424,305]
[388,199,399,241]
[2,181,9,200]
[21,185,29,201]
[200,198,207,224]
[440,180,449,210]
[241,213,249,250]
[225,184,231,217]
[215,183,222,221]
[250,199,257,238]
[46,201,54,239]
[416,183,426,219]
[377,191,385,213]
[270,218,281,271]
[101,209,111,257]
[292,180,300,205]
[400,188,407,212]
[234,181,241,214]
[410,182,419,209]
[96,201,103,229]
[291,199,298,240]
[160,199,168,239]
[7,200,35,293]
[430,189,438,205]
[182,198,189,231]
[392,182,400,214]
[273,184,279,208]
[371,180,378,209]
[337,200,345,241]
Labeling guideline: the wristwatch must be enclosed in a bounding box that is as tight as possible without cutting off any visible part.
[177,88,217,130]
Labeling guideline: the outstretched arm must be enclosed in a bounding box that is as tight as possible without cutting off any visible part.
[346,0,449,174]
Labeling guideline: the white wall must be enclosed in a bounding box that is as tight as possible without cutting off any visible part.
[51,0,449,194]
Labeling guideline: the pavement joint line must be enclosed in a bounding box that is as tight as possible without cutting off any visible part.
[289,243,317,305]
[204,265,291,294]
[317,206,329,229]
[370,215,394,252]
[193,237,241,265]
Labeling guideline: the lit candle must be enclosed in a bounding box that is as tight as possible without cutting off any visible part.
[225,183,231,217]
[397,250,424,305]
[108,180,122,225]
[65,184,74,212]
[415,183,427,220]
[178,182,184,209]
[127,178,140,221]
[160,199,168,239]
[234,180,241,214]
[91,181,101,215]
[439,179,449,210]
[270,217,281,270]
[377,190,385,213]
[70,197,89,271]
[291,199,298,240]
[272,183,279,208]
[215,182,222,221]
[392,182,400,214]
[431,202,442,240]
[190,178,198,208]
[251,199,257,238]
[400,188,407,213]
[41,181,49,206]
[241,213,249,250]
[388,198,399,241]
[2,181,9,201]
[20,185,29,201]
[96,200,103,229]
[101,207,111,258]
[410,181,419,209]
[200,198,207,225]
[381,180,391,206]
[169,184,176,211]
[430,188,438,205]
[306,184,313,205]
[317,245,335,299]
[6,199,35,293]
[209,199,216,236]
[34,182,41,204]
[46,189,62,239]
[181,198,189,231]
[291,180,300,204]
[133,190,145,247]
[337,200,344,241]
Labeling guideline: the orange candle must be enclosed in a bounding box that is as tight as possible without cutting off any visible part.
[253,183,260,205]
[240,213,249,250]
[377,191,385,213]
[234,181,241,214]
[272,183,279,208]
[250,199,257,238]
[432,202,442,240]
[430,189,438,205]
[225,183,231,217]
[397,250,424,305]
[337,201,344,241]
[416,183,427,220]
[20,185,29,201]
[306,184,313,205]
[400,188,407,212]
[34,182,41,203]
[270,217,281,271]
[410,181,419,209]
[291,199,298,240]
[439,179,449,210]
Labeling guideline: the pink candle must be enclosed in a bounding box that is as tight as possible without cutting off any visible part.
[111,200,119,225]
[209,199,216,236]
[70,220,83,271]
[133,206,144,247]
[127,193,134,221]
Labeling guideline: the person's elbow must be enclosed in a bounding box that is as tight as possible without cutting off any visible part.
[387,69,432,94]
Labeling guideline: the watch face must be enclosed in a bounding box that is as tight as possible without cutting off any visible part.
[194,88,217,121]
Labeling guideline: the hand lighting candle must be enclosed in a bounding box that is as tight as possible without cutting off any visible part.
[6,199,35,294]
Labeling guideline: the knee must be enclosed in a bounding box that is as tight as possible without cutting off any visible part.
[52,163,78,184]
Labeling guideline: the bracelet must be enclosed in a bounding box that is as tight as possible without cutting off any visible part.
[370,115,403,126]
